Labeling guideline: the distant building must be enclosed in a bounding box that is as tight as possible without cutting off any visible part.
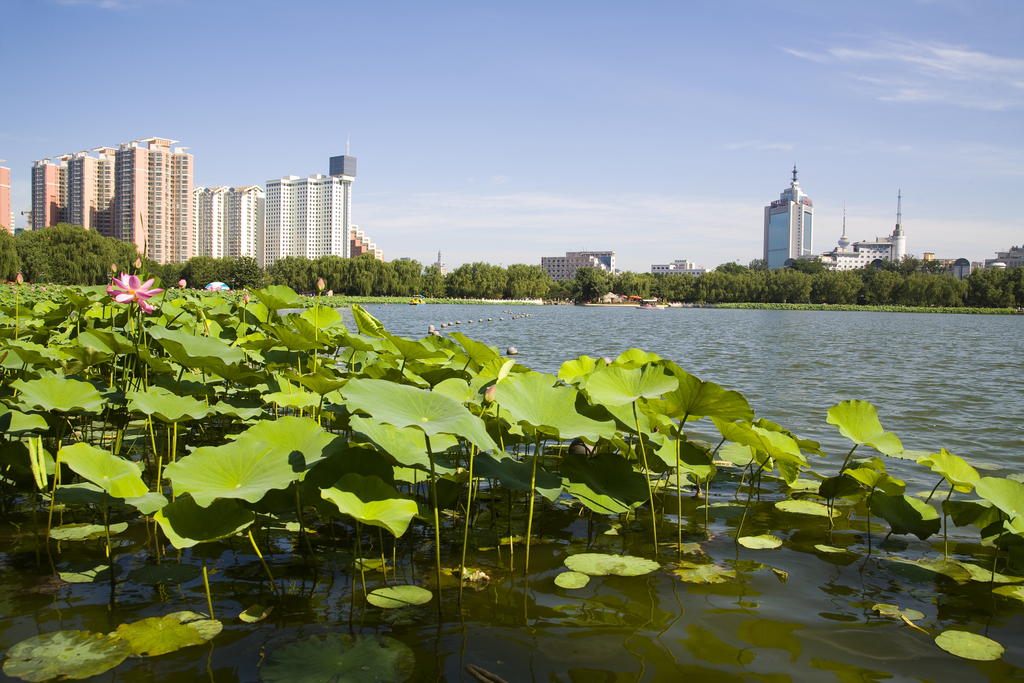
[541,251,615,281]
[67,148,117,237]
[985,245,1024,270]
[819,196,907,271]
[192,185,264,262]
[651,259,706,276]
[193,187,229,258]
[31,157,67,230]
[764,166,814,269]
[350,225,382,260]
[228,186,264,262]
[0,164,11,233]
[434,251,448,276]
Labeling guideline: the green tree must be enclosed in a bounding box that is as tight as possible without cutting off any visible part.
[233,255,265,290]
[571,267,611,302]
[0,229,22,281]
[715,262,748,275]
[810,271,861,304]
[766,269,812,303]
[389,259,423,297]
[266,255,314,292]
[748,258,768,272]
[863,269,904,305]
[421,265,446,298]
[505,264,551,299]
[787,257,827,275]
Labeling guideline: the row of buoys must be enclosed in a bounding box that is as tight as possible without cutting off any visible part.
[434,313,532,331]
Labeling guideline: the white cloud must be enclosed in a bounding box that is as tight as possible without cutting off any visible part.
[783,37,1024,110]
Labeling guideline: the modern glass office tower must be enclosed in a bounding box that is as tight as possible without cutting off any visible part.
[763,166,814,270]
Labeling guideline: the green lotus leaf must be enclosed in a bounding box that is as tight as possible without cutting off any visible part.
[994,586,1024,603]
[974,476,1024,520]
[351,304,388,339]
[287,370,348,397]
[845,458,905,495]
[252,284,303,312]
[659,360,754,422]
[299,304,347,330]
[472,451,563,502]
[673,561,737,584]
[53,483,166,514]
[561,452,649,515]
[238,416,340,473]
[367,585,433,609]
[211,398,265,420]
[50,522,128,541]
[495,372,617,442]
[58,442,146,498]
[239,604,274,623]
[321,473,419,537]
[127,563,203,585]
[934,630,1003,661]
[2,630,131,681]
[610,348,662,369]
[814,545,849,554]
[738,534,783,549]
[952,561,1024,584]
[341,378,497,451]
[349,417,457,472]
[885,557,971,583]
[712,419,804,466]
[265,322,324,352]
[448,332,500,369]
[825,400,903,457]
[265,391,320,410]
[259,633,416,683]
[77,328,134,355]
[431,377,481,404]
[917,449,980,493]
[564,553,660,577]
[774,500,839,518]
[9,377,104,414]
[872,603,925,620]
[558,355,601,386]
[869,493,941,540]
[126,388,212,423]
[153,496,255,549]
[115,611,222,657]
[585,363,678,408]
[383,332,449,364]
[554,571,591,589]
[164,439,303,506]
[148,324,245,369]
[0,407,50,434]
[58,562,120,584]
[818,474,865,500]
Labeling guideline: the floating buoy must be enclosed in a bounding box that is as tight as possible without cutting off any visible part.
[488,318,492,321]
[440,323,446,328]
[478,319,483,322]
[507,347,519,356]
[456,321,461,325]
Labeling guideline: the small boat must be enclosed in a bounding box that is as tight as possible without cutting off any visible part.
[636,299,666,309]
[409,295,426,305]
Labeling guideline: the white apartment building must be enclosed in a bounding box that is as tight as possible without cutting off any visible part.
[541,251,616,281]
[819,195,907,271]
[264,174,352,267]
[193,185,264,262]
[651,259,707,276]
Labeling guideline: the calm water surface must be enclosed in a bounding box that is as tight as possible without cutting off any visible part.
[1,305,1022,683]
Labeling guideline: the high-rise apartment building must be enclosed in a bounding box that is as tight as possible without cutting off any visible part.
[0,164,11,233]
[763,166,814,270]
[115,138,193,264]
[193,185,264,262]
[541,251,616,281]
[264,153,356,268]
[31,157,68,230]
[67,148,117,237]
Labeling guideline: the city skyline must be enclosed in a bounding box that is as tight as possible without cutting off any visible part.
[1,1,1021,271]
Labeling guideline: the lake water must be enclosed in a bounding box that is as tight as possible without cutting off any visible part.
[2,305,1023,683]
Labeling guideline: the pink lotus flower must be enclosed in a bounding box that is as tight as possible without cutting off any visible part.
[15,273,23,284]
[107,272,164,314]
[178,279,187,289]
[243,291,250,304]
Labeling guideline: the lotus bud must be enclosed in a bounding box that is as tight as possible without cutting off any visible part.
[134,257,142,269]
[317,278,325,292]
[15,272,23,284]
[243,291,250,304]
[178,279,187,289]
[484,385,496,403]
[111,263,117,273]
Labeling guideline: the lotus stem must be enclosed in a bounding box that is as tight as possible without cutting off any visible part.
[425,435,443,616]
[632,402,658,557]
[943,485,954,561]
[838,444,858,473]
[459,444,477,607]
[202,555,214,619]
[247,529,281,600]
[524,436,541,577]
[736,462,765,541]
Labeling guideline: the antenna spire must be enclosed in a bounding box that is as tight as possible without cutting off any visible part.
[896,189,902,226]
[792,164,798,183]
[346,132,350,156]
[843,201,846,232]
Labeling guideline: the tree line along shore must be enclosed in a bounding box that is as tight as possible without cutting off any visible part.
[1,223,1021,309]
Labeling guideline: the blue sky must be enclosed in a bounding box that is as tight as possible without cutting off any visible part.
[2,0,1021,271]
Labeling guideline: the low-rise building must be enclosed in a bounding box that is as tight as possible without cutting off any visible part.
[985,246,1024,270]
[819,197,906,271]
[541,250,615,281]
[651,259,706,276]
[350,225,383,260]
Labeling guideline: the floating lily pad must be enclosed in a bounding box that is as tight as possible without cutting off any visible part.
[50,522,128,541]
[2,630,131,681]
[564,553,660,577]
[554,572,591,589]
[953,561,1024,584]
[367,585,433,609]
[115,611,222,657]
[872,604,926,621]
[934,630,1003,661]
[58,562,120,584]
[738,535,783,549]
[127,563,202,585]
[259,633,416,683]
[240,604,274,623]
[774,499,838,517]
[814,545,849,554]
[673,561,737,584]
[354,557,387,572]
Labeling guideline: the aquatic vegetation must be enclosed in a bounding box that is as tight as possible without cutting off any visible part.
[0,279,1022,680]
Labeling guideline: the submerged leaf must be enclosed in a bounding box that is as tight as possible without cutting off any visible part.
[50,522,128,541]
[774,499,838,518]
[673,561,736,584]
[259,633,415,683]
[872,604,926,621]
[115,611,222,657]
